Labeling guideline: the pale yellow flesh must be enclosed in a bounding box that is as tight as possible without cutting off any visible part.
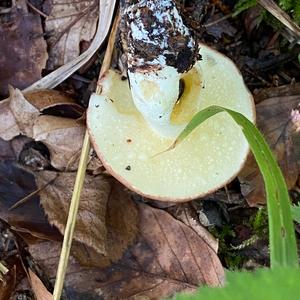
[87,44,255,201]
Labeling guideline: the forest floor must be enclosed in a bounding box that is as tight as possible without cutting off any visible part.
[0,0,299,299]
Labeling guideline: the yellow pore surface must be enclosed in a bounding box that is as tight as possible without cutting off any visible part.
[87,44,255,201]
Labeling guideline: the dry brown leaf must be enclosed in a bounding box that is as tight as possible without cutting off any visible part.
[0,99,20,140]
[0,87,40,140]
[33,115,85,170]
[0,6,48,97]
[239,93,300,206]
[36,171,111,255]
[24,89,84,119]
[29,200,224,299]
[0,138,15,161]
[0,266,16,300]
[72,181,139,268]
[9,86,40,138]
[28,269,52,300]
[86,150,103,175]
[169,203,219,253]
[44,0,98,70]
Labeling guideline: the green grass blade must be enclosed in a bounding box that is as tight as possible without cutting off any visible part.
[171,105,298,268]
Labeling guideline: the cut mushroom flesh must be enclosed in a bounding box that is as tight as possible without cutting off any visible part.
[87,44,255,201]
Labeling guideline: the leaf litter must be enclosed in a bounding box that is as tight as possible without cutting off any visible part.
[0,3,48,97]
[28,187,224,299]
[0,0,299,298]
[43,0,99,70]
[36,171,111,255]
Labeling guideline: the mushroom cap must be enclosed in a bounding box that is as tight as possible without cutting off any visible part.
[87,44,255,201]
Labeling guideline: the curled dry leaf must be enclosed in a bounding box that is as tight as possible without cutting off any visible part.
[9,86,40,138]
[33,115,85,170]
[239,92,300,206]
[0,7,48,97]
[29,200,224,299]
[0,99,19,140]
[0,87,40,140]
[24,89,84,118]
[28,269,52,300]
[36,171,111,255]
[44,0,98,70]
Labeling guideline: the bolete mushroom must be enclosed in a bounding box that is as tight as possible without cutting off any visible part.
[87,0,255,201]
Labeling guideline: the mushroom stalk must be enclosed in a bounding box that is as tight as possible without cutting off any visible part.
[121,0,200,137]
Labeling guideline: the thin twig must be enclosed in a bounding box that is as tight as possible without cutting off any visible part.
[203,13,232,28]
[52,12,120,300]
[26,0,48,18]
[9,175,58,211]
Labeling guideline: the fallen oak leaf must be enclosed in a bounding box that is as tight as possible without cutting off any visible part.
[33,115,85,170]
[28,269,52,300]
[36,171,111,255]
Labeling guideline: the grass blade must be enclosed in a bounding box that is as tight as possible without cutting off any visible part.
[170,105,298,268]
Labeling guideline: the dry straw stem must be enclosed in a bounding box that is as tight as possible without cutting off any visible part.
[258,0,300,39]
[52,12,120,300]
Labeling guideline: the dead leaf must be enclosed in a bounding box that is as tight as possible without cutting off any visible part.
[244,6,263,36]
[33,115,85,170]
[205,13,237,39]
[239,92,300,206]
[87,151,103,175]
[0,138,15,161]
[44,0,98,70]
[0,6,48,97]
[29,200,224,299]
[0,87,40,140]
[36,171,111,255]
[9,86,40,138]
[11,136,33,160]
[24,89,84,118]
[0,99,20,140]
[0,266,16,300]
[72,181,139,268]
[0,161,61,241]
[169,203,219,253]
[28,269,52,300]
[254,82,300,103]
